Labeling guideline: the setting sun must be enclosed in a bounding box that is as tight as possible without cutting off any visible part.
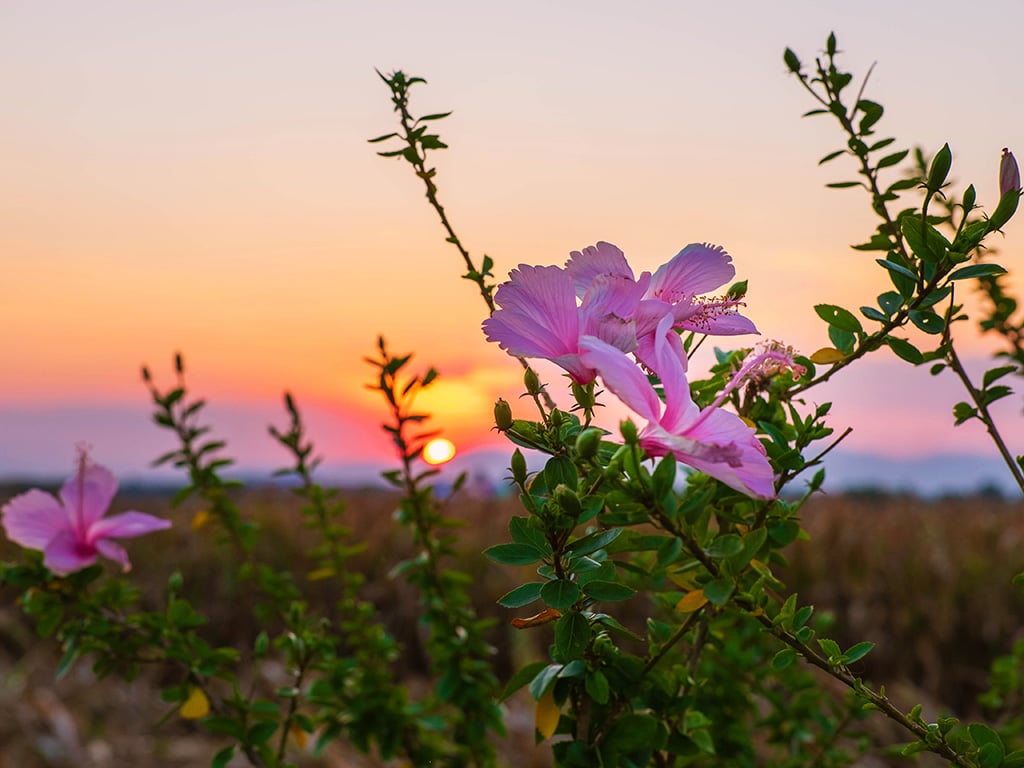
[422,438,456,465]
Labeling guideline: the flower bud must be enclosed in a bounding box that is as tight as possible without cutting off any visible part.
[620,418,639,444]
[575,428,602,460]
[524,367,542,396]
[510,448,528,485]
[1001,148,1020,197]
[554,484,582,518]
[493,398,513,431]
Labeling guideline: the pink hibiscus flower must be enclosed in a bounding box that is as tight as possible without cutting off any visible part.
[566,241,758,370]
[1,448,171,575]
[578,315,778,500]
[482,263,640,383]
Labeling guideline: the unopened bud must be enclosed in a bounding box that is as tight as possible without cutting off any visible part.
[494,398,513,431]
[1001,148,1021,197]
[524,367,542,396]
[620,419,639,444]
[571,381,595,410]
[575,428,602,460]
[554,484,582,518]
[510,449,527,485]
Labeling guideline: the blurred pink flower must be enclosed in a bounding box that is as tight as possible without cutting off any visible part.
[1,448,171,575]
[579,315,777,499]
[1001,148,1020,197]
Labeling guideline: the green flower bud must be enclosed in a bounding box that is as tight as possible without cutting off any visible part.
[554,484,582,518]
[510,448,528,485]
[524,367,542,396]
[620,418,639,444]
[571,381,595,410]
[575,428,602,460]
[493,398,513,431]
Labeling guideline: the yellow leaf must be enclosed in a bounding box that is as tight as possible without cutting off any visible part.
[307,566,336,581]
[810,347,846,364]
[289,722,308,749]
[676,589,709,613]
[191,510,212,531]
[535,689,560,740]
[740,416,757,428]
[667,569,698,590]
[180,686,210,720]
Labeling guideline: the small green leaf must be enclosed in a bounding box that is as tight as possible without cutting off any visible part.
[703,577,734,606]
[484,542,546,566]
[555,612,592,660]
[814,304,863,333]
[947,263,1008,281]
[705,534,744,559]
[498,582,545,608]
[908,309,945,334]
[772,648,797,670]
[885,336,924,364]
[541,579,581,610]
[983,365,1018,388]
[582,580,636,602]
[844,641,875,663]
[876,149,910,169]
[585,670,610,704]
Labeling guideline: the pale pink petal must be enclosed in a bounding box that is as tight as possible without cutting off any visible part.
[565,242,634,295]
[679,314,759,336]
[60,460,118,533]
[580,273,647,323]
[579,336,663,423]
[89,511,171,541]
[483,265,580,359]
[95,539,132,572]
[679,408,776,499]
[1,490,70,550]
[648,313,695,431]
[648,243,735,300]
[43,529,97,575]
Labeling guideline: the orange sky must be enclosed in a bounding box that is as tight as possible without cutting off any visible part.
[2,1,1023,480]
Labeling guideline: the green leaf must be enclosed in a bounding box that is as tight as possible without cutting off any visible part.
[860,306,888,323]
[498,582,545,608]
[212,746,236,768]
[651,453,677,498]
[567,528,622,557]
[826,181,862,189]
[544,456,577,491]
[604,713,661,754]
[946,263,1008,281]
[528,664,562,699]
[876,149,910,169]
[772,648,797,670]
[484,542,546,566]
[885,336,924,364]
[876,258,919,282]
[585,670,610,704]
[844,641,875,663]
[703,577,734,606]
[901,214,950,263]
[582,580,636,602]
[814,304,863,333]
[818,149,845,165]
[509,516,551,553]
[247,721,278,745]
[877,291,904,314]
[953,401,977,425]
[541,579,581,610]
[983,365,1018,388]
[704,534,744,559]
[908,309,945,334]
[502,661,547,701]
[555,612,592,660]
[817,637,842,660]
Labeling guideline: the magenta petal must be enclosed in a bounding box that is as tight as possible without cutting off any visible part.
[1,490,69,550]
[61,460,118,532]
[95,539,132,572]
[579,336,663,423]
[565,242,634,296]
[43,529,97,575]
[648,314,695,430]
[649,243,735,299]
[89,511,172,541]
[680,409,776,499]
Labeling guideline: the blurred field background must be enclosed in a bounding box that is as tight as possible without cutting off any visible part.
[1,484,1022,767]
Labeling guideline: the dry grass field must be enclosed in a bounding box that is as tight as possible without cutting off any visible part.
[1,483,1022,766]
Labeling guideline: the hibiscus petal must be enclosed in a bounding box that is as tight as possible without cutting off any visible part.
[678,408,776,499]
[1,490,69,550]
[60,458,118,532]
[649,243,736,300]
[95,539,132,572]
[648,314,698,431]
[89,511,172,541]
[43,529,97,575]
[483,265,580,359]
[565,242,634,296]
[579,336,663,423]
[679,313,759,336]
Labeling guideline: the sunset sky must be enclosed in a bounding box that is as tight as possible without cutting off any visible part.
[2,1,1023,488]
